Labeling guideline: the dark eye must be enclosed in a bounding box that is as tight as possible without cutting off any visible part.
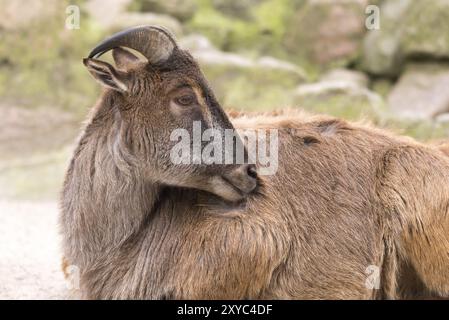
[175,95,196,106]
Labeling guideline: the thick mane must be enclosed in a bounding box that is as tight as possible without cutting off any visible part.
[433,141,449,157]
[62,105,449,299]
[61,26,449,300]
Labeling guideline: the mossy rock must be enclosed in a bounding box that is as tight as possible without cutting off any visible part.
[202,58,307,110]
[282,0,368,72]
[387,63,449,120]
[206,65,305,110]
[0,0,106,113]
[292,83,385,121]
[360,0,449,76]
[211,0,265,20]
[188,0,294,56]
[130,0,197,21]
[371,79,394,99]
[400,0,449,59]
[381,117,449,142]
[181,34,307,110]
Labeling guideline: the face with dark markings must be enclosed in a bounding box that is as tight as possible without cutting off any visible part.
[83,37,258,202]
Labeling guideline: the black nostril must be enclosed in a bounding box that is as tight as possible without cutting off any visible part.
[247,165,258,179]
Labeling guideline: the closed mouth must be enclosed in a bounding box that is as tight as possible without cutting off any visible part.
[220,175,246,197]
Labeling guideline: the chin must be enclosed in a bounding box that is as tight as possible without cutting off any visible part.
[208,176,246,203]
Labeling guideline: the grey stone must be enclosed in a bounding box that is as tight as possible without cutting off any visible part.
[388,64,449,119]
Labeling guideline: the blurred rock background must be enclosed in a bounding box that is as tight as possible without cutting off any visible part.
[2,0,449,205]
[3,0,449,202]
[2,0,449,299]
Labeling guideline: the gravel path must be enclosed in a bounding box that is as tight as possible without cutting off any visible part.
[0,201,69,299]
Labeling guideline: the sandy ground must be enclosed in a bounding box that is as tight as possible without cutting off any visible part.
[0,201,69,299]
[0,106,80,299]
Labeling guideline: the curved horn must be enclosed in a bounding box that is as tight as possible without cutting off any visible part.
[87,25,177,64]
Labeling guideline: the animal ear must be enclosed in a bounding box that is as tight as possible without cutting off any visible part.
[112,47,140,70]
[83,58,129,92]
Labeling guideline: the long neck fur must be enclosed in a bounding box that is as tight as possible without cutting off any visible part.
[61,94,161,268]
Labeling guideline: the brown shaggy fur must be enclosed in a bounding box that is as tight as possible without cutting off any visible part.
[62,108,449,299]
[434,141,449,157]
[60,36,449,299]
